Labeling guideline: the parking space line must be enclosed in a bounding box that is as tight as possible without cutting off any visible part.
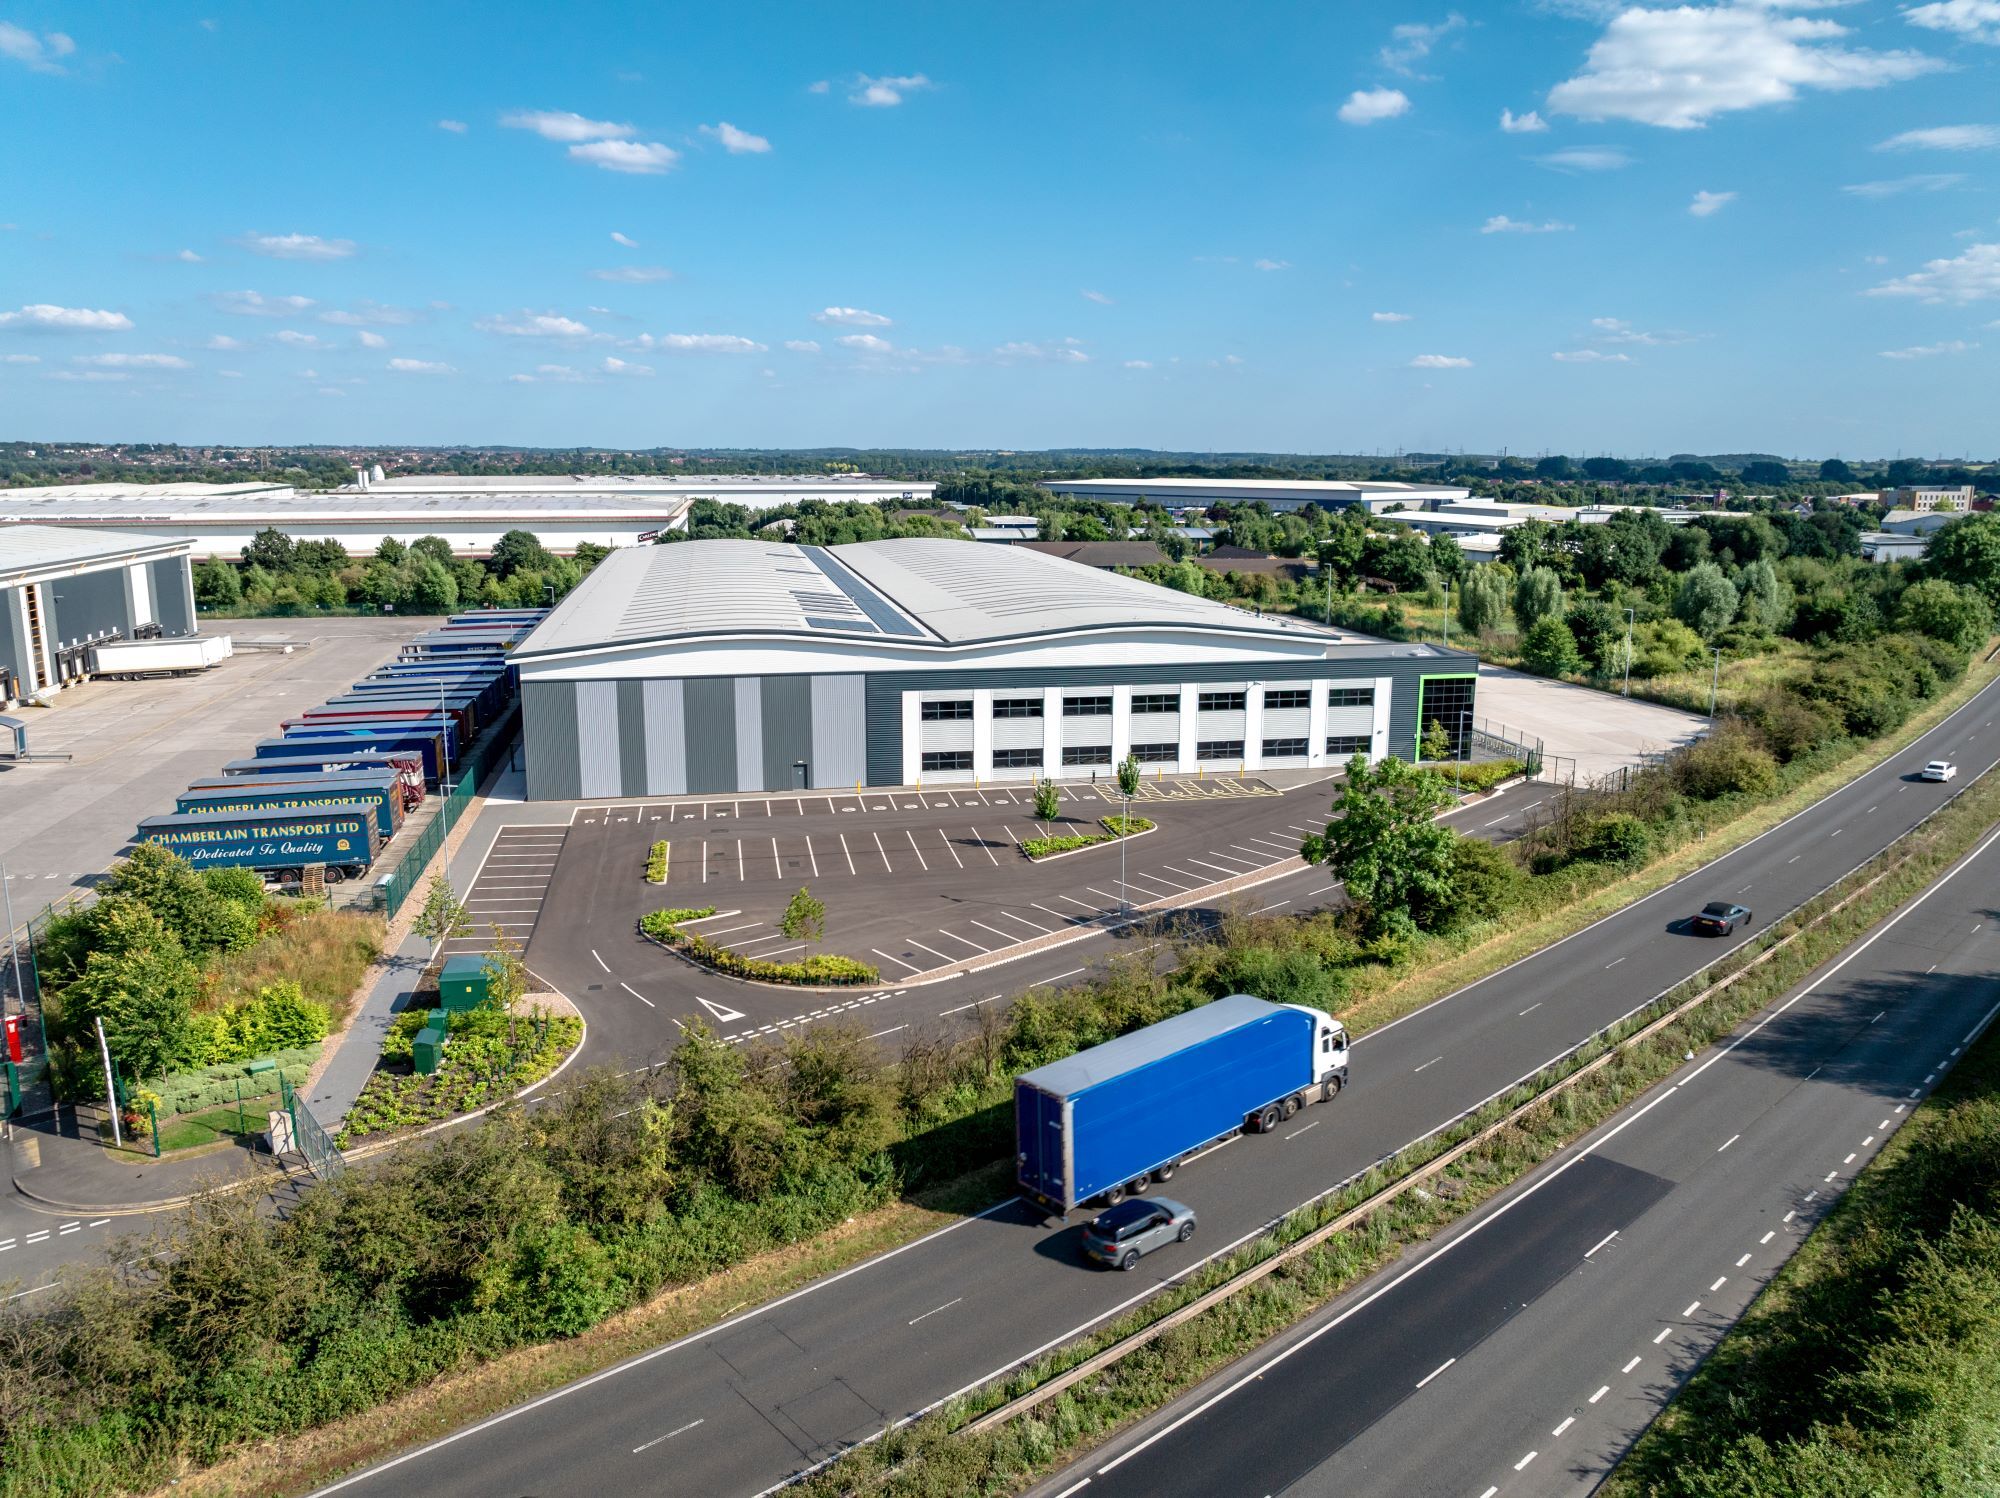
[737,840,745,880]
[1229,844,1276,860]
[906,829,930,872]
[872,948,923,974]
[1059,894,1096,910]
[968,828,1002,866]
[1159,864,1205,882]
[1034,901,1088,925]
[996,909,1052,933]
[619,981,655,1009]
[700,840,708,884]
[873,831,894,873]
[759,944,807,958]
[772,837,781,879]
[905,937,955,964]
[938,829,965,869]
[1187,856,1244,877]
[839,832,857,875]
[1085,886,1123,904]
[969,918,1018,944]
[938,929,989,952]
[806,835,820,878]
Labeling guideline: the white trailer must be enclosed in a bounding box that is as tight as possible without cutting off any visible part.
[88,634,234,678]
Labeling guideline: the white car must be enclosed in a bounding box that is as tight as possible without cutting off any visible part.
[1920,760,1957,782]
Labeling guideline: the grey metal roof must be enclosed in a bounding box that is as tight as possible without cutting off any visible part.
[512,537,1359,659]
[1017,994,1287,1098]
[0,522,193,585]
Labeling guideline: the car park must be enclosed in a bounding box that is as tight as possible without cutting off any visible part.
[1691,900,1752,936]
[1920,760,1957,782]
[1081,1196,1198,1270]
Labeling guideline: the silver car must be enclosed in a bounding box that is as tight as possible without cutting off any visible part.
[1081,1196,1198,1269]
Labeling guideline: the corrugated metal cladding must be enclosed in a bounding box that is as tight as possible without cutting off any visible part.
[151,559,193,635]
[863,656,1466,785]
[520,672,869,798]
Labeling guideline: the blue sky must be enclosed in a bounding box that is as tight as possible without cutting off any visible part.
[2,1,1996,456]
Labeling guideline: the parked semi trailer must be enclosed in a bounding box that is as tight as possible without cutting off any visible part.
[136,804,380,882]
[218,752,424,807]
[1015,994,1350,1214]
[88,634,233,678]
[255,728,448,782]
[175,773,406,839]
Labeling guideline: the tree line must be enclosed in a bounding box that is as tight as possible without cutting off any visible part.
[193,528,609,616]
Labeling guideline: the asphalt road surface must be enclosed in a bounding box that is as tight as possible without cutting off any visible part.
[313,677,2000,1498]
[1049,813,2000,1498]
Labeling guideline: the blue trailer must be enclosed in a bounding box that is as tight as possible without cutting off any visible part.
[219,752,426,805]
[1015,994,1350,1214]
[176,774,405,838]
[256,728,447,782]
[136,804,380,881]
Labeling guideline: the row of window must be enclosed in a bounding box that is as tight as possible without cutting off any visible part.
[919,735,1375,773]
[923,685,1376,721]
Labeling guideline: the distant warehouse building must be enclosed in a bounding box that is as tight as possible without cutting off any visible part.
[511,538,1477,799]
[1,524,198,706]
[1035,477,1471,512]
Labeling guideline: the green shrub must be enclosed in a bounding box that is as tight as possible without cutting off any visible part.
[641,907,878,985]
[1428,759,1527,793]
[148,1046,319,1117]
[1572,812,1653,865]
[1021,816,1153,859]
[645,840,669,883]
[1675,726,1780,800]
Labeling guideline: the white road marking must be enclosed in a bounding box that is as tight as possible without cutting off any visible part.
[1653,1326,1672,1344]
[1514,1451,1538,1472]
[904,938,956,965]
[1710,1276,1727,1291]
[1415,1357,1455,1388]
[969,828,1001,866]
[1519,1002,1542,1017]
[907,1296,963,1326]
[839,833,857,876]
[806,836,820,878]
[1622,1355,1642,1373]
[997,909,1053,934]
[1682,1300,1701,1317]
[1413,1055,1443,1073]
[737,839,745,880]
[938,994,1003,1017]
[1589,1386,1609,1404]
[1605,956,1626,969]
[619,982,655,1009]
[771,837,781,878]
[1031,967,1087,987]
[869,1024,908,1041]
[872,948,923,974]
[590,949,609,972]
[632,1418,705,1454]
[1584,1230,1618,1258]
[969,919,1017,944]
[1282,1120,1320,1141]
[938,830,965,869]
[938,929,988,953]
[1553,1415,1575,1437]
[873,831,893,873]
[906,829,930,872]
[1718,1134,1740,1152]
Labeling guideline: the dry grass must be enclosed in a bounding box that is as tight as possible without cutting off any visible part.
[205,905,383,1021]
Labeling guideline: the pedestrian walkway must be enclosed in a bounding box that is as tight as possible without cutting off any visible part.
[11,1105,285,1214]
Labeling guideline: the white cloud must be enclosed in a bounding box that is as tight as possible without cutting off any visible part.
[1537,146,1630,172]
[204,334,245,351]
[49,370,130,382]
[0,22,74,74]
[569,139,680,174]
[212,290,315,317]
[1843,172,1965,196]
[1552,348,1633,362]
[1409,353,1472,368]
[387,357,454,374]
[274,329,320,347]
[501,109,635,142]
[838,333,897,354]
[511,363,589,384]
[437,119,468,134]
[2,353,40,364]
[814,306,893,326]
[357,330,388,349]
[318,301,422,326]
[1082,289,1114,304]
[1689,189,1737,217]
[1372,311,1413,322]
[590,265,674,283]
[240,232,356,261]
[611,231,639,248]
[1338,87,1411,125]
[476,311,597,338]
[1867,241,2000,303]
[1254,258,1291,271]
[72,352,188,369]
[851,73,933,107]
[993,339,1089,363]
[1549,5,1943,131]
[1499,107,1548,133]
[701,121,772,154]
[784,339,822,353]
[1481,214,1574,233]
[1904,0,2000,44]
[0,303,133,331]
[175,248,203,263]
[1589,315,1699,346]
[633,332,767,353]
[601,355,654,376]
[808,79,830,94]
[1124,359,1153,369]
[1880,339,1978,358]
[1381,14,1466,77]
[1876,124,2000,151]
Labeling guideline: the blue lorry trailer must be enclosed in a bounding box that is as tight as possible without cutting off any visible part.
[218,752,425,804]
[301,695,479,738]
[353,672,508,722]
[255,728,447,782]
[175,774,405,838]
[1015,994,1351,1214]
[285,711,460,761]
[136,804,380,880]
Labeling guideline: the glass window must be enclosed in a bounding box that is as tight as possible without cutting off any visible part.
[1262,737,1307,759]
[1131,692,1180,714]
[1264,688,1310,710]
[1325,734,1371,755]
[920,700,973,721]
[1061,745,1112,766]
[1131,742,1177,763]
[993,697,1044,718]
[1416,675,1477,759]
[1196,739,1245,760]
[921,750,973,771]
[1326,686,1375,708]
[992,747,1043,769]
[1063,695,1113,717]
[1197,691,1247,713]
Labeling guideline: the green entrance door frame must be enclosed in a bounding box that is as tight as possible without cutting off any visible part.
[1414,672,1478,761]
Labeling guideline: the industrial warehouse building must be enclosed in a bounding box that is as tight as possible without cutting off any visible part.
[1034,477,1471,512]
[512,538,1478,799]
[1,524,198,707]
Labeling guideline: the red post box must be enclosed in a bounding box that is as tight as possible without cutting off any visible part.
[3,1013,23,1063]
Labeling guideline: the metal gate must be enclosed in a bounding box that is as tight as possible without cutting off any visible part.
[280,1072,346,1180]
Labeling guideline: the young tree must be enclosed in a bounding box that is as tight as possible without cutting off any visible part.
[779,886,826,942]
[1457,565,1508,635]
[413,873,470,944]
[1897,577,1993,653]
[1513,565,1564,631]
[1519,616,1584,678]
[375,536,408,565]
[1034,778,1061,824]
[192,557,242,610]
[1735,558,1792,633]
[1427,531,1467,585]
[1116,754,1141,800]
[1300,757,1459,937]
[1673,561,1740,639]
[481,931,529,1016]
[1420,718,1454,761]
[403,558,460,613]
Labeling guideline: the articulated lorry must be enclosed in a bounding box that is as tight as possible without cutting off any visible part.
[1015,993,1350,1214]
[136,804,380,882]
[218,752,425,807]
[175,771,407,838]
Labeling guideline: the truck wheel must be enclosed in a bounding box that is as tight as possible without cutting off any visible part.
[1281,1094,1302,1121]
[1127,1175,1150,1195]
[1152,1160,1179,1184]
[1119,1250,1139,1271]
[1255,1105,1281,1134]
[1103,1184,1127,1206]
[324,867,346,885]
[1323,1077,1344,1102]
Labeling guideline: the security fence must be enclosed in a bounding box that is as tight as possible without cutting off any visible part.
[281,1071,345,1181]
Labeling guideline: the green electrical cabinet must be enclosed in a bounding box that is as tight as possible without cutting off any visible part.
[412,1023,446,1075]
[438,954,491,1013]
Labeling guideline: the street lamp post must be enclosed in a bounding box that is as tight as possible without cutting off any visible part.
[1623,607,1635,696]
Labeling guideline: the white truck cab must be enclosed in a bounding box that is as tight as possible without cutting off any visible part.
[1282,1005,1351,1100]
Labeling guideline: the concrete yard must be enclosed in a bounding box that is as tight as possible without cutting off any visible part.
[0,615,434,922]
[1475,663,1709,784]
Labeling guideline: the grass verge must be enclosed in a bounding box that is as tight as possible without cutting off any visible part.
[782,750,2000,1497]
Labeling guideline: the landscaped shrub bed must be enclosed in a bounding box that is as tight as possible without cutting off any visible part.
[639,907,880,985]
[1427,758,1527,793]
[337,1006,581,1145]
[1021,814,1155,860]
